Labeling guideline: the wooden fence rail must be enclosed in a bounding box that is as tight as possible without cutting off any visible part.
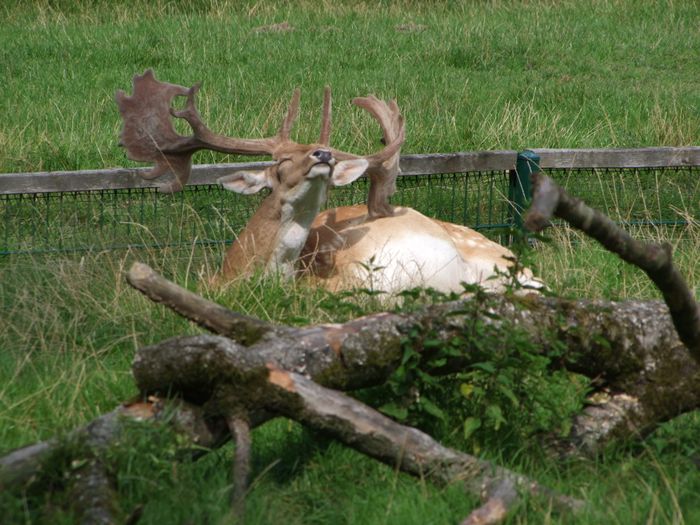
[1,147,699,195]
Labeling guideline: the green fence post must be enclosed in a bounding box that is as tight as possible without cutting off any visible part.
[508,150,539,233]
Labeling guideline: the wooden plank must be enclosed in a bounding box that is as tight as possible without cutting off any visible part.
[533,147,700,169]
[398,151,517,175]
[0,153,517,195]
[0,162,274,195]
[1,148,699,195]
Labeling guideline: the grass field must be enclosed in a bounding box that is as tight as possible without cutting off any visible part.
[1,1,700,523]
[1,0,699,173]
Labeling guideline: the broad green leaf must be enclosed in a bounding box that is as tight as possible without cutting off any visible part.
[463,417,482,440]
[379,403,408,421]
[485,404,506,431]
[420,397,447,421]
[472,362,496,374]
[497,384,520,408]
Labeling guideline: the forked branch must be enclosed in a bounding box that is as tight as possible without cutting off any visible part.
[525,172,700,361]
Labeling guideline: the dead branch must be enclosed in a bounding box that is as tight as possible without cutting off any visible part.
[0,399,229,491]
[126,262,283,345]
[264,366,583,516]
[69,458,120,525]
[227,415,251,522]
[460,478,517,525]
[525,171,700,360]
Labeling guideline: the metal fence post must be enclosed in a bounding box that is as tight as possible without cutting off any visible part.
[508,150,539,232]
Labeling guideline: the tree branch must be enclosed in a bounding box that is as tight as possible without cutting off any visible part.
[0,398,229,491]
[460,478,517,525]
[126,262,283,345]
[525,172,700,360]
[69,458,120,525]
[227,415,251,522]
[264,366,583,517]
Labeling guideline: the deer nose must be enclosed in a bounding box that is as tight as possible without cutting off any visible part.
[312,149,332,164]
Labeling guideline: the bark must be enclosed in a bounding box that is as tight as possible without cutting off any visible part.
[128,264,700,453]
[227,415,251,522]
[460,478,517,525]
[0,398,229,491]
[264,366,581,514]
[126,262,284,346]
[136,345,574,510]
[68,458,120,525]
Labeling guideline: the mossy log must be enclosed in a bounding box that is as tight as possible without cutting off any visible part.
[129,262,699,455]
[2,268,696,523]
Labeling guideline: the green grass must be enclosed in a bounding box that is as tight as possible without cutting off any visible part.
[2,236,699,523]
[1,1,700,523]
[1,0,699,173]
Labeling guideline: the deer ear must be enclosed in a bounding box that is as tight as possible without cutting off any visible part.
[331,159,369,187]
[219,169,273,194]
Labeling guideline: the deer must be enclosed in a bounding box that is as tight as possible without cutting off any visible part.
[116,70,542,295]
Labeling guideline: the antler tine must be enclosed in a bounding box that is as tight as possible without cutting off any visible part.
[278,88,301,142]
[351,96,404,168]
[171,83,279,156]
[318,86,332,146]
[329,95,405,218]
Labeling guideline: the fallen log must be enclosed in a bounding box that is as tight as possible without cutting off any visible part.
[129,263,699,454]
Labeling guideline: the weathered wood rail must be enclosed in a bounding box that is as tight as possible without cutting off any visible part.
[1,147,698,195]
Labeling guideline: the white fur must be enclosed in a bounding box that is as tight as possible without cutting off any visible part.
[345,232,506,293]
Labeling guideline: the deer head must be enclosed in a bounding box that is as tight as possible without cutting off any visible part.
[115,70,405,279]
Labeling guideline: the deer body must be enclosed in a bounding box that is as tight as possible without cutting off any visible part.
[116,71,541,295]
[302,205,538,294]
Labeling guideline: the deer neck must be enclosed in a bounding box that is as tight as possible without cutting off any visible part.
[220,175,329,280]
[266,175,329,277]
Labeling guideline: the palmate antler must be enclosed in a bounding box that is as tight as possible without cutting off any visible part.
[115,70,300,193]
[115,70,404,205]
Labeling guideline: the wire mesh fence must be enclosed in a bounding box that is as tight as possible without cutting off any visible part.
[1,170,513,255]
[545,165,698,239]
[1,153,698,257]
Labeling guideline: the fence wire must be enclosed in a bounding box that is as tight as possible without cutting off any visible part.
[544,166,698,238]
[0,166,697,256]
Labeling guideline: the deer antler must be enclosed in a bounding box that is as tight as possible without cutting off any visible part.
[318,86,332,146]
[115,70,298,193]
[332,96,405,218]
